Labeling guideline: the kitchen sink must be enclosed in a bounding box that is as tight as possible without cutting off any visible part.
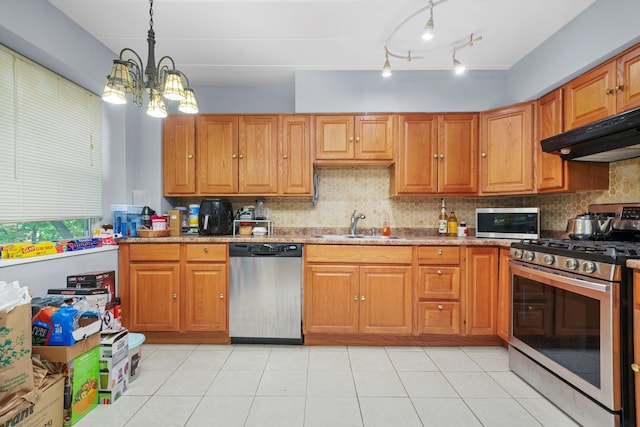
[313,234,405,240]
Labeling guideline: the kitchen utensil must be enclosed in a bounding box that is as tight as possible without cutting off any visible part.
[566,213,613,240]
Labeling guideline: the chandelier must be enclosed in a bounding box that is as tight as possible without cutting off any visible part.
[382,0,482,78]
[101,0,198,118]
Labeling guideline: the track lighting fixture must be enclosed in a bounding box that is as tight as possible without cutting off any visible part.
[382,1,482,78]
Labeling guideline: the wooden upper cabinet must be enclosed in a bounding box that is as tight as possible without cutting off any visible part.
[238,116,279,194]
[163,116,196,195]
[564,44,640,130]
[480,102,534,194]
[536,90,610,193]
[197,115,238,194]
[314,114,393,163]
[279,115,312,195]
[617,45,640,113]
[391,114,477,195]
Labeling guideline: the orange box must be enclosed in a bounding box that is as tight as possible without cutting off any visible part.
[1,242,66,259]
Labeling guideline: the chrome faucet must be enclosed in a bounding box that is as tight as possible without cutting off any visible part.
[350,210,366,235]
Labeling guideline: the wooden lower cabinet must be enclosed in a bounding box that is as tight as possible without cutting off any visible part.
[465,247,499,335]
[634,270,640,427]
[497,248,511,341]
[120,243,228,342]
[303,245,412,336]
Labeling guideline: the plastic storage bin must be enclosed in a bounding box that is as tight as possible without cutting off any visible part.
[127,333,145,382]
[111,205,143,237]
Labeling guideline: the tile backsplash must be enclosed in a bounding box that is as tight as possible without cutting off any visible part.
[177,157,640,232]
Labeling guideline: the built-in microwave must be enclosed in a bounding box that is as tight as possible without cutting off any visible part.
[475,207,540,239]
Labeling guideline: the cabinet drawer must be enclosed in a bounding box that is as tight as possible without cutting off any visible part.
[129,244,180,261]
[185,243,227,262]
[417,267,460,299]
[418,302,460,335]
[418,246,460,265]
[306,244,412,264]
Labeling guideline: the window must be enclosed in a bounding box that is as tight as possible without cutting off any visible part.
[0,44,102,244]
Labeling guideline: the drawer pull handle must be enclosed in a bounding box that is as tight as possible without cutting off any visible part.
[438,304,444,310]
[172,293,177,299]
[232,154,237,159]
[433,154,438,159]
[203,247,208,253]
[437,269,442,275]
[283,154,288,159]
[439,154,444,159]
[631,363,639,372]
[438,249,443,255]
[219,293,225,299]
[606,88,613,95]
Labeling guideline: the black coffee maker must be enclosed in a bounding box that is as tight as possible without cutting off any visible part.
[140,206,155,228]
[198,199,233,235]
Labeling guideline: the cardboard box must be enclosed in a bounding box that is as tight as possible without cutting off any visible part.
[32,335,100,426]
[47,288,109,323]
[62,238,101,252]
[0,375,64,427]
[0,302,34,405]
[66,271,115,299]
[168,209,182,236]
[1,241,66,259]
[98,330,128,404]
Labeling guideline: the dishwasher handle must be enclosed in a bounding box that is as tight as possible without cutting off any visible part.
[229,243,303,257]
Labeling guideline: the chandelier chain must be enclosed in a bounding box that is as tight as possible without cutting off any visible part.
[149,0,154,30]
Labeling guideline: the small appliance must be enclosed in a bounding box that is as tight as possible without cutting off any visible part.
[198,199,233,235]
[475,207,540,239]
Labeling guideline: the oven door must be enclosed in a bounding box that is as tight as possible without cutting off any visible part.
[508,259,620,411]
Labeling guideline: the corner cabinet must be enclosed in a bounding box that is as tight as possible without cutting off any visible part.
[479,102,534,195]
[304,245,412,336]
[391,114,477,195]
[119,242,229,343]
[314,115,394,164]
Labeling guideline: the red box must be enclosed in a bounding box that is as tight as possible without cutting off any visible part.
[67,271,115,298]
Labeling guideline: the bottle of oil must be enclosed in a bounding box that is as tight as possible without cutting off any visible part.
[438,199,448,235]
[447,211,458,236]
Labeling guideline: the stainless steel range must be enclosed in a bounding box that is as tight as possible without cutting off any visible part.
[508,203,639,427]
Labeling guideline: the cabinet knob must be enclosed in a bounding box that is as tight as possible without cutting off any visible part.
[438,249,443,255]
[481,152,487,158]
[172,293,177,299]
[615,85,623,92]
[438,304,444,310]
[203,247,208,253]
[361,295,365,301]
[355,137,360,142]
[528,305,533,311]
[219,293,225,299]
[283,154,288,159]
[349,137,354,142]
[239,154,244,159]
[606,88,614,95]
[354,295,359,301]
[631,363,639,372]
[437,269,442,275]
[232,154,237,159]
[188,154,193,159]
[439,154,444,159]
[433,154,438,159]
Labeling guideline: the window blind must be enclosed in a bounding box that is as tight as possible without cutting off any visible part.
[0,45,102,223]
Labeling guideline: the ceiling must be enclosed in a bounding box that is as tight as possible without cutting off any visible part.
[48,0,596,87]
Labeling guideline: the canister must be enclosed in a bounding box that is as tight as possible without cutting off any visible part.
[457,221,468,237]
[188,204,200,233]
[151,215,167,230]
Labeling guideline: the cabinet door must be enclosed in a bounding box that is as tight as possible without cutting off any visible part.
[564,61,617,130]
[280,115,312,195]
[359,266,412,334]
[197,115,238,194]
[129,263,180,331]
[239,116,279,194]
[497,248,511,341]
[163,116,196,195]
[184,263,227,332]
[536,89,565,192]
[634,271,640,427]
[438,114,478,193]
[617,45,640,113]
[314,115,354,160]
[394,114,438,194]
[465,247,499,335]
[480,103,534,194]
[304,265,359,333]
[418,302,461,335]
[354,115,394,160]
[417,266,460,300]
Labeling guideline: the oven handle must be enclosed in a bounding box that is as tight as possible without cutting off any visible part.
[509,259,612,295]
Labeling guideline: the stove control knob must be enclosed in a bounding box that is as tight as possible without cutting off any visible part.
[582,261,597,274]
[523,251,535,261]
[565,258,579,270]
[512,249,523,259]
[542,254,555,265]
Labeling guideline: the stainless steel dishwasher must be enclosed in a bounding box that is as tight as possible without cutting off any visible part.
[229,243,303,344]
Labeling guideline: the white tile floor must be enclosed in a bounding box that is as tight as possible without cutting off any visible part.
[75,344,580,427]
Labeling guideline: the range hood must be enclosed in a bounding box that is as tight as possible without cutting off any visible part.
[541,106,640,162]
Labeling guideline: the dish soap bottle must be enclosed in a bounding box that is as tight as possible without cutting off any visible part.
[382,212,391,236]
[447,211,458,236]
[438,199,448,235]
